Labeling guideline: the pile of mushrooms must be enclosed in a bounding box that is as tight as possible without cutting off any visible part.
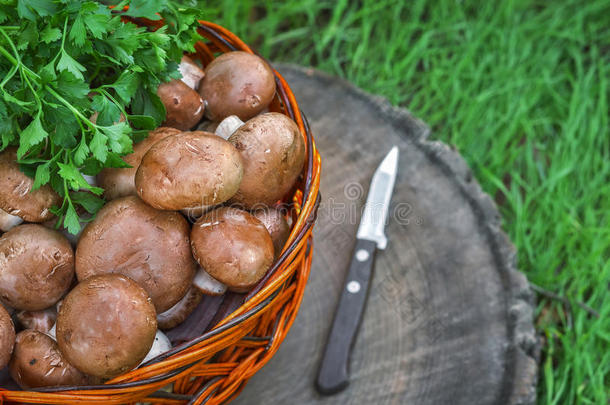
[0,51,305,389]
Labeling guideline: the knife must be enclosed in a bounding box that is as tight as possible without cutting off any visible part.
[316,146,399,395]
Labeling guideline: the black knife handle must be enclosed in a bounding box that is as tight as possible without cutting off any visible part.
[316,238,377,395]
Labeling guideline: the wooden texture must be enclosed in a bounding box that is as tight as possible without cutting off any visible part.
[233,65,539,405]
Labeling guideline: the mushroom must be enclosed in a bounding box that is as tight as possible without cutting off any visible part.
[158,80,205,130]
[214,115,245,140]
[190,207,274,293]
[56,274,157,379]
[193,267,228,296]
[228,113,306,208]
[136,131,243,211]
[76,196,195,313]
[157,286,203,330]
[0,147,61,227]
[0,224,74,311]
[97,127,182,200]
[199,51,276,121]
[179,55,205,91]
[139,330,172,366]
[9,330,88,389]
[0,305,15,370]
[16,308,57,334]
[252,207,291,257]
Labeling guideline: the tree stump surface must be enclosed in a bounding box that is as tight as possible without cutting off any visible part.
[233,64,539,405]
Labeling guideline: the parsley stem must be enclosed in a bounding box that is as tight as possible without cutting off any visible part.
[45,86,92,127]
[0,30,40,81]
[0,40,42,110]
[0,44,17,66]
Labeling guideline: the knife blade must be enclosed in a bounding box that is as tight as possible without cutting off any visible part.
[316,146,399,395]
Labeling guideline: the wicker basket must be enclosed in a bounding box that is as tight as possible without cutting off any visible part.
[0,20,321,405]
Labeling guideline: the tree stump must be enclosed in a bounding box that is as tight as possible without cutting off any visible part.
[233,65,539,405]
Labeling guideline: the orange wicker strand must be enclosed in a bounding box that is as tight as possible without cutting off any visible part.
[1,20,320,405]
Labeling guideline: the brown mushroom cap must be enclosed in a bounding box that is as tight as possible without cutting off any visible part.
[0,305,15,369]
[75,196,195,313]
[9,330,88,389]
[0,148,61,222]
[0,301,14,316]
[56,274,157,379]
[179,55,205,91]
[97,127,182,200]
[199,51,276,121]
[16,308,57,334]
[0,224,74,311]
[158,80,205,131]
[191,207,274,292]
[229,113,306,208]
[251,207,291,256]
[157,285,203,330]
[136,132,243,211]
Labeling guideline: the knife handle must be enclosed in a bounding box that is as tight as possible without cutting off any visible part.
[316,238,377,395]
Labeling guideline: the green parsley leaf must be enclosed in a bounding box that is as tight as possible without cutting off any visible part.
[69,14,86,47]
[32,162,51,190]
[71,191,105,214]
[57,50,86,80]
[100,122,132,154]
[17,116,48,158]
[63,204,81,235]
[132,87,166,124]
[47,106,79,149]
[57,162,103,195]
[123,0,165,20]
[83,13,109,39]
[73,136,90,167]
[113,72,140,104]
[89,130,108,163]
[128,114,156,130]
[16,0,36,21]
[40,24,61,44]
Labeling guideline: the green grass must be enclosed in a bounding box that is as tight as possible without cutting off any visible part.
[201,1,610,403]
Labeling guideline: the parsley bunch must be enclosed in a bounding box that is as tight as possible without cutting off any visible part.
[0,0,201,233]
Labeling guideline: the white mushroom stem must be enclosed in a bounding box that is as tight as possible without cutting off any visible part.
[82,175,97,188]
[215,115,244,140]
[193,267,227,296]
[16,308,57,333]
[44,300,62,340]
[46,324,56,341]
[0,208,23,232]
[179,55,205,91]
[139,330,172,366]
